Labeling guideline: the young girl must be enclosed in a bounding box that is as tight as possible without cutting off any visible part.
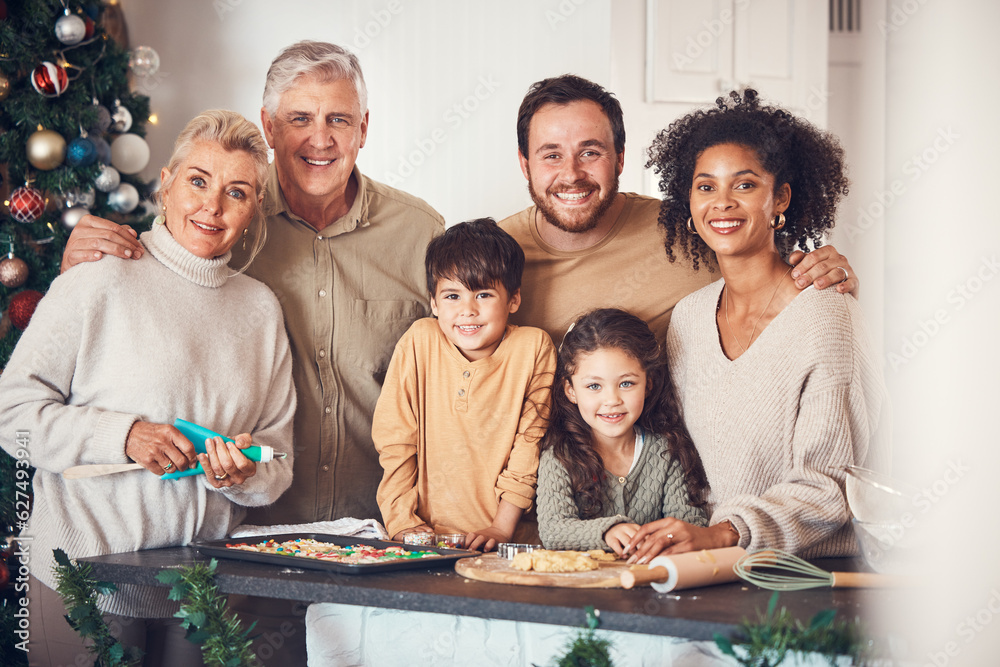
[536,308,708,556]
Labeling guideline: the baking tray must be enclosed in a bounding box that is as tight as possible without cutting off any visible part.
[192,532,478,575]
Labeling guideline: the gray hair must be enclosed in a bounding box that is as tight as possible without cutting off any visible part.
[262,41,368,117]
[156,109,270,269]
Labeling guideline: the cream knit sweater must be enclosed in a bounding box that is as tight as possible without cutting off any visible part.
[667,283,888,558]
[0,223,296,617]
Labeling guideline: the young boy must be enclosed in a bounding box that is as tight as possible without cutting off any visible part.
[373,219,556,551]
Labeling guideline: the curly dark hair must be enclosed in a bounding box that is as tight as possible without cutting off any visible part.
[541,308,707,519]
[645,89,849,271]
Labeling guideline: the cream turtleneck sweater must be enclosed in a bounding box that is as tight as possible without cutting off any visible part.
[0,223,296,617]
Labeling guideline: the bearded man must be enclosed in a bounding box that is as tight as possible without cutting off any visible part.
[500,75,858,343]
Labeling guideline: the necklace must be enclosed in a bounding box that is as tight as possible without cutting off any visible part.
[724,264,793,354]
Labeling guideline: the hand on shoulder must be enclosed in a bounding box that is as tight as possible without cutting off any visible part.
[61,214,144,273]
[788,244,859,297]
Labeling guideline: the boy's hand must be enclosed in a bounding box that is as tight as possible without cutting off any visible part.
[465,498,524,552]
[603,522,640,557]
[464,526,510,553]
[392,525,433,542]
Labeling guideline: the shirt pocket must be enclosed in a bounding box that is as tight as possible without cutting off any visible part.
[347,299,427,374]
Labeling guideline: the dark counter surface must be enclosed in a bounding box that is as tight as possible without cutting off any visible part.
[80,547,886,641]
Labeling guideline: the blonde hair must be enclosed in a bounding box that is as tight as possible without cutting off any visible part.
[156,109,270,268]
[262,41,367,117]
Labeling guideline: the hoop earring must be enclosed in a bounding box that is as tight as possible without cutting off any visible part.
[770,213,786,230]
[687,217,697,235]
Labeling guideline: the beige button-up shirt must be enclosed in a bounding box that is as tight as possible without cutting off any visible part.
[234,164,444,525]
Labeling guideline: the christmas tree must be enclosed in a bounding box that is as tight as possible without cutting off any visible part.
[0,2,155,662]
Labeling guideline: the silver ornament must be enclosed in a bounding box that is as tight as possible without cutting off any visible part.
[107,183,140,214]
[55,13,87,46]
[129,46,160,78]
[65,187,96,209]
[62,206,90,230]
[110,104,133,133]
[94,164,121,193]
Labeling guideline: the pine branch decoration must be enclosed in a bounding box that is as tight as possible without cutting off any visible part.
[156,559,257,667]
[714,591,877,666]
[52,548,143,667]
[544,606,615,667]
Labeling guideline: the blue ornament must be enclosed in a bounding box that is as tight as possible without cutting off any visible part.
[92,137,112,164]
[67,136,97,167]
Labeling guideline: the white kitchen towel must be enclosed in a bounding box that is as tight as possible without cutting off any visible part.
[229,518,389,540]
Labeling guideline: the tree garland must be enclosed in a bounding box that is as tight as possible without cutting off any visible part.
[550,606,615,667]
[52,550,256,667]
[156,559,257,667]
[714,591,877,666]
[52,548,143,666]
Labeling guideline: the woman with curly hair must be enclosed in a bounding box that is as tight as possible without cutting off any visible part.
[624,89,887,561]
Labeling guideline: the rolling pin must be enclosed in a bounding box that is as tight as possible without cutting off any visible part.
[620,547,747,592]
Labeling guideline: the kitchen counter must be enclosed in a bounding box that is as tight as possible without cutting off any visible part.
[79,546,885,642]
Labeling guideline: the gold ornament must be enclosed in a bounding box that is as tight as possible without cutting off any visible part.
[0,256,29,289]
[26,129,67,171]
[0,73,11,101]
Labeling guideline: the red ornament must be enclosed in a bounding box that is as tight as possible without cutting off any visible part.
[8,290,43,330]
[8,186,46,224]
[31,61,69,97]
[83,16,95,39]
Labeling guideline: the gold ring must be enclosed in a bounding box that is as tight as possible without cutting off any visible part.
[163,462,174,471]
[214,473,228,481]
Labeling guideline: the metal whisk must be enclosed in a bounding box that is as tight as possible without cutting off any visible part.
[735,549,907,591]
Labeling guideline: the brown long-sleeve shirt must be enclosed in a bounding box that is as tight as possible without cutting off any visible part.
[373,320,556,539]
[234,164,444,525]
[500,193,714,344]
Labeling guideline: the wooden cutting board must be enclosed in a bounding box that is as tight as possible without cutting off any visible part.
[455,553,648,588]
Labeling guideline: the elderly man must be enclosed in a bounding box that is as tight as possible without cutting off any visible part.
[63,42,443,528]
[500,74,858,343]
[61,41,443,664]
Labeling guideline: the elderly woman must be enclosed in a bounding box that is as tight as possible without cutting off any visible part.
[0,110,295,665]
[625,90,887,562]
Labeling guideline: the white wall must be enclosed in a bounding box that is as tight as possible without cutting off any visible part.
[826,0,887,356]
[122,0,612,225]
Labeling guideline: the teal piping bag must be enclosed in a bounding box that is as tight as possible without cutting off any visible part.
[160,419,284,480]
